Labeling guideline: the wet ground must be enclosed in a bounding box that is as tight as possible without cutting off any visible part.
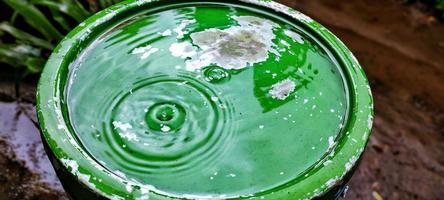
[0,0,443,199]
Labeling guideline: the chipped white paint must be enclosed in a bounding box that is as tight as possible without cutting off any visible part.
[95,10,117,25]
[112,121,132,131]
[160,29,172,36]
[109,195,125,200]
[132,45,159,59]
[323,160,333,166]
[181,194,222,200]
[61,158,79,172]
[328,136,335,150]
[345,156,358,171]
[367,114,373,130]
[269,78,296,100]
[135,0,155,6]
[126,183,134,193]
[280,40,290,47]
[325,176,339,187]
[169,42,197,58]
[287,10,314,24]
[113,121,139,141]
[173,19,196,39]
[61,158,98,191]
[284,30,304,44]
[239,0,313,24]
[120,131,139,142]
[363,114,374,140]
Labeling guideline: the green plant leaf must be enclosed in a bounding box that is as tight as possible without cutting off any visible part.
[0,43,45,73]
[48,7,74,32]
[31,0,90,22]
[23,57,46,73]
[3,0,63,41]
[0,22,53,49]
[437,0,444,10]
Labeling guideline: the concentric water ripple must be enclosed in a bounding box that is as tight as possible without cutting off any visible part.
[66,4,349,197]
[98,75,236,174]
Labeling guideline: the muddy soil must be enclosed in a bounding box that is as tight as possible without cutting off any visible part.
[0,0,443,199]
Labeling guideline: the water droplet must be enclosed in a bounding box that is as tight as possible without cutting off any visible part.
[145,102,186,132]
[203,66,230,84]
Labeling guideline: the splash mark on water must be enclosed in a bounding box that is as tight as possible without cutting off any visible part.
[269,78,296,100]
[161,125,171,133]
[132,45,159,59]
[169,15,280,71]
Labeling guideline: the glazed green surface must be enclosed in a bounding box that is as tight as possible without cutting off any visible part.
[37,0,373,199]
[66,4,347,197]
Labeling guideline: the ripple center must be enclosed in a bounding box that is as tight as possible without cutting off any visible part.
[146,102,186,132]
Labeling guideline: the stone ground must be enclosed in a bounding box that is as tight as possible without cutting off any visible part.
[1,0,444,199]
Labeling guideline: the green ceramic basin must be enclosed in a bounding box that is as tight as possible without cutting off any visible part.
[37,0,374,199]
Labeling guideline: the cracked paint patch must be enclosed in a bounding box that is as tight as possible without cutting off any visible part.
[169,15,280,71]
[269,78,296,100]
